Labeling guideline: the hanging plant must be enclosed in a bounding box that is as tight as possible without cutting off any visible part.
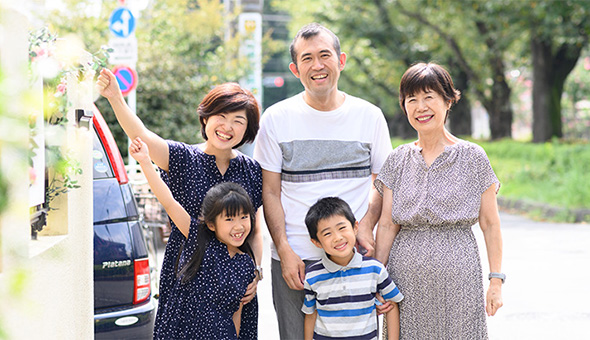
[28,27,112,234]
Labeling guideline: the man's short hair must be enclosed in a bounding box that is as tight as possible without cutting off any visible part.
[305,197,356,241]
[289,23,341,66]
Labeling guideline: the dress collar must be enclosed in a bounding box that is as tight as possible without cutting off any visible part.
[320,249,363,273]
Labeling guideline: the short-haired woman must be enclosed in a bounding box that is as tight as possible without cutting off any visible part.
[374,62,504,339]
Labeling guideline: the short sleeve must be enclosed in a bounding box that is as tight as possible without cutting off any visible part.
[253,110,283,173]
[165,140,191,179]
[374,148,400,196]
[472,145,500,196]
[179,217,202,270]
[218,255,255,311]
[247,158,263,210]
[370,110,393,175]
[301,278,317,315]
[376,262,403,303]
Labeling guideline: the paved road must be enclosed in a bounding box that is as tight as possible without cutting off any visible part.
[481,212,590,340]
[157,211,590,339]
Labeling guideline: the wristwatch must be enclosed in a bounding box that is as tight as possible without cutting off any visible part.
[255,266,263,281]
[488,272,506,284]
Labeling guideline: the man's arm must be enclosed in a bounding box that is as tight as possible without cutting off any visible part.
[97,68,170,170]
[356,174,382,257]
[262,169,305,290]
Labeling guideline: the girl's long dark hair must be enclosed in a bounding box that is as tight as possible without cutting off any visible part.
[177,182,256,284]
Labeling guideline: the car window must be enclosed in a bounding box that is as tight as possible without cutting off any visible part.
[92,128,115,179]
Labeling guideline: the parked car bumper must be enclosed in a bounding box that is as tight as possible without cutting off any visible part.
[94,299,156,340]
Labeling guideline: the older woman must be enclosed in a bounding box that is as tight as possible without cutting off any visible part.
[374,62,503,339]
[97,69,263,339]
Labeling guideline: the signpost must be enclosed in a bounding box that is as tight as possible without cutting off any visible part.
[238,12,262,156]
[108,36,138,65]
[108,6,139,172]
[112,65,138,96]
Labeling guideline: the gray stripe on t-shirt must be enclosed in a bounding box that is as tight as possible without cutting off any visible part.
[279,140,372,183]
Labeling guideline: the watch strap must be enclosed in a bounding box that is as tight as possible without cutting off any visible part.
[255,265,263,280]
[488,272,506,283]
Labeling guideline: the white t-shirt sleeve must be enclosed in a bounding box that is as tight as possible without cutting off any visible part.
[253,109,283,173]
[370,108,393,174]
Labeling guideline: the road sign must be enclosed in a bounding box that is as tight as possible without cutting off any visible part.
[109,36,138,65]
[239,13,262,105]
[112,65,138,96]
[109,7,136,38]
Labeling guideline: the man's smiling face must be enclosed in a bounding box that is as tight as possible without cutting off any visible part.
[289,30,345,99]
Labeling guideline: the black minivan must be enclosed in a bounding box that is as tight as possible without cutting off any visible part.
[92,106,156,339]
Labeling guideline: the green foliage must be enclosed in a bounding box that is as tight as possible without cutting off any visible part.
[391,138,590,221]
[563,51,590,140]
[0,69,8,215]
[273,0,590,142]
[479,139,590,211]
[48,0,263,159]
[44,146,82,211]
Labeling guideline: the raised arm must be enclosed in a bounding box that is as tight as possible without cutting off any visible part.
[356,173,383,256]
[97,68,170,171]
[262,169,305,290]
[479,183,503,316]
[129,138,190,238]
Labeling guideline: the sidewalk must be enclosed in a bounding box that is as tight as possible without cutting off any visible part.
[258,212,590,340]
[157,211,590,339]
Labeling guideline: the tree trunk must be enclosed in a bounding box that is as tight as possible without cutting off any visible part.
[479,59,513,140]
[488,79,513,140]
[447,60,472,136]
[531,36,582,142]
[531,38,555,142]
[474,20,512,140]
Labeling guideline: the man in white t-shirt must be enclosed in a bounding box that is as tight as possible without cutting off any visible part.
[253,23,393,339]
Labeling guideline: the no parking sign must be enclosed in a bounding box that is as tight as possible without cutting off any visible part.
[112,65,138,96]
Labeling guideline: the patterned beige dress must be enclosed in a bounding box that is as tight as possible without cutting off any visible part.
[375,141,499,340]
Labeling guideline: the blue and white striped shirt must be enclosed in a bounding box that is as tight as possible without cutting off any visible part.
[302,251,403,340]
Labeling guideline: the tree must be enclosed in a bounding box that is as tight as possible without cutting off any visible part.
[47,0,256,157]
[273,0,522,139]
[393,0,523,140]
[519,1,590,142]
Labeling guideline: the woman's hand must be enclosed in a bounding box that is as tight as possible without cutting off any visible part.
[241,276,259,304]
[486,281,503,316]
[96,68,123,100]
[375,293,394,315]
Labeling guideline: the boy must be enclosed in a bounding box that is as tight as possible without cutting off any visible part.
[302,197,403,340]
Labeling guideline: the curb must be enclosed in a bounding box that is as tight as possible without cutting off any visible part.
[497,197,590,223]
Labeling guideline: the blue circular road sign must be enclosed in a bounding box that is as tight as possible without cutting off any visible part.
[109,7,136,38]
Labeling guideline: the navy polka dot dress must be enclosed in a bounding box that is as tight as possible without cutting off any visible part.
[157,218,256,339]
[154,141,262,339]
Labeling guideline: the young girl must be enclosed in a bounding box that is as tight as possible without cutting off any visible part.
[130,137,258,339]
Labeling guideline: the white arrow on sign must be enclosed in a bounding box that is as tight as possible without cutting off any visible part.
[111,9,132,37]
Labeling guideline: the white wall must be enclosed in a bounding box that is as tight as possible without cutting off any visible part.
[0,3,94,339]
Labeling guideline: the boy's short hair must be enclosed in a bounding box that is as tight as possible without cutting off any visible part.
[305,197,356,241]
